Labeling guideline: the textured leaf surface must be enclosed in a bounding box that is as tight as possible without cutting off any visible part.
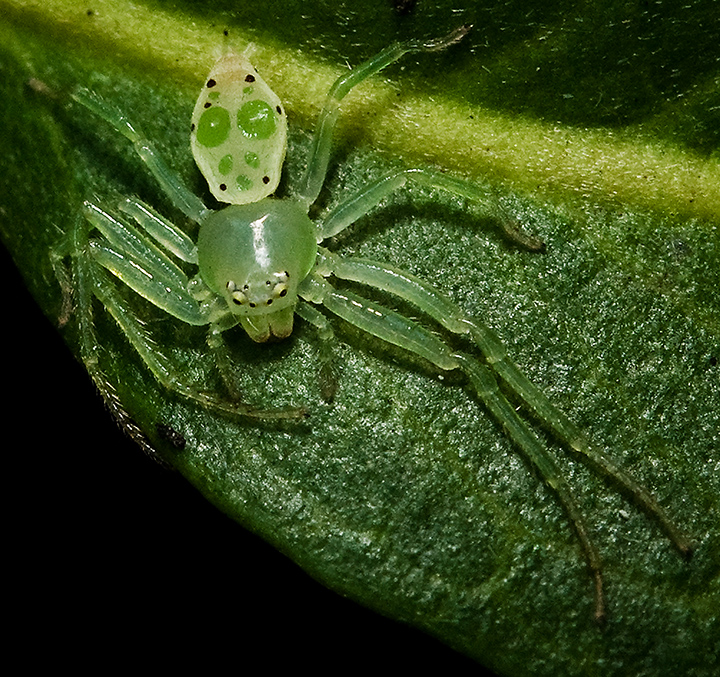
[1,1,718,673]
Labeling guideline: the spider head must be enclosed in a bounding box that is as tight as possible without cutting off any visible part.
[197,199,317,342]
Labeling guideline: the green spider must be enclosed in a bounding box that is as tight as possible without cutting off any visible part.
[52,26,692,622]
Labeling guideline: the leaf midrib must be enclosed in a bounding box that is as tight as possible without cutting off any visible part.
[4,0,719,222]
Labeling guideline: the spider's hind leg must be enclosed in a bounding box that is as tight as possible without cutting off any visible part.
[319,167,544,251]
[297,25,473,207]
[71,87,210,224]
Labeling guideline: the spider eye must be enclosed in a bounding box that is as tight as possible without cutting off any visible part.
[226,280,248,305]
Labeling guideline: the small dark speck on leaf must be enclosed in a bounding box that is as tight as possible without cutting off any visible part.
[156,423,187,450]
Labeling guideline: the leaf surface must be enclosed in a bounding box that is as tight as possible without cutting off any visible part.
[1,1,718,673]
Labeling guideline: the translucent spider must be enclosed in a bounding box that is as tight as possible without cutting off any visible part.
[52,26,692,622]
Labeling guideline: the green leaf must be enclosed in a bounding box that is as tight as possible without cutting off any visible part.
[1,1,718,673]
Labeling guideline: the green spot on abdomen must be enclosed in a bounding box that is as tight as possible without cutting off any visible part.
[245,151,260,169]
[236,174,253,190]
[218,154,234,175]
[196,106,231,148]
[237,100,276,139]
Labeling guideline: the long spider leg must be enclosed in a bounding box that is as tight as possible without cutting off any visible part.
[300,273,606,620]
[319,168,543,250]
[316,249,694,556]
[462,319,695,557]
[297,25,472,207]
[453,353,605,623]
[72,87,211,224]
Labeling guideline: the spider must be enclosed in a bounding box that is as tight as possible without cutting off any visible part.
[51,26,692,622]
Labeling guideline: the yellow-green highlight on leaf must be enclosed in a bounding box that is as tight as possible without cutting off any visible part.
[4,0,719,221]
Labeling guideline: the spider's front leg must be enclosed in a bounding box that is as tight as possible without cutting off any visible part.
[301,248,693,620]
[52,199,304,421]
[299,263,606,620]
[314,161,693,558]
